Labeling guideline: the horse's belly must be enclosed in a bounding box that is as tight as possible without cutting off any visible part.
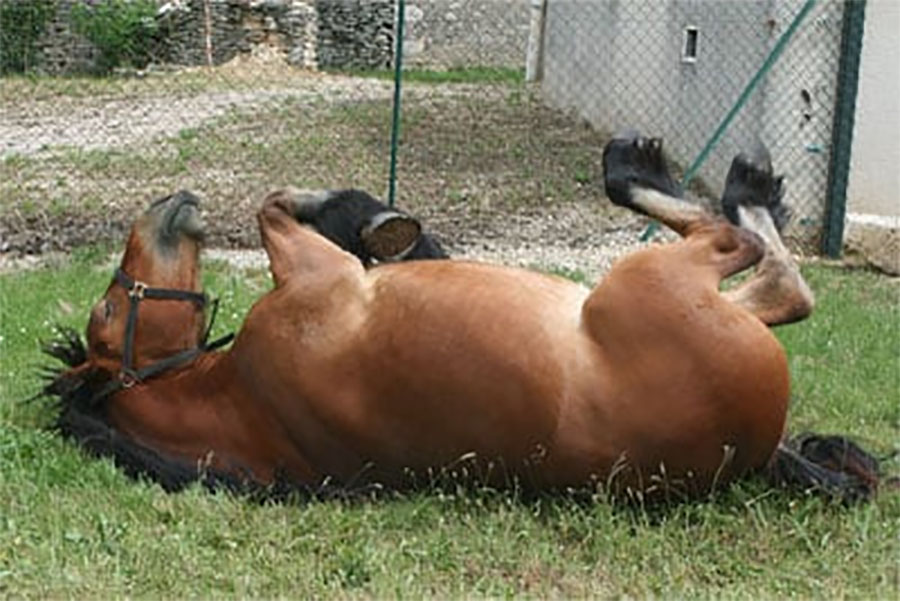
[259,262,603,483]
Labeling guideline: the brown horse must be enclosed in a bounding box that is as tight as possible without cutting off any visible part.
[41,133,882,502]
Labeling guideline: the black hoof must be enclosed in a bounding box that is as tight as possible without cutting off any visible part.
[721,147,791,232]
[602,132,681,212]
[361,211,422,262]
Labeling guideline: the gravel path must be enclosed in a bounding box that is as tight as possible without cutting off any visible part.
[204,225,660,285]
[2,205,671,284]
[0,72,500,158]
[0,76,394,157]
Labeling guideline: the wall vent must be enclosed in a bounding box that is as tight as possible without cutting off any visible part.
[682,26,699,63]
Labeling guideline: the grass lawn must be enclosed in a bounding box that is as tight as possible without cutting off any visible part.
[0,252,898,599]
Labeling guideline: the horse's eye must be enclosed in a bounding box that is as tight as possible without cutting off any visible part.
[104,300,114,320]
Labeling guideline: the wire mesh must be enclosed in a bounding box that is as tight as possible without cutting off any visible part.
[0,0,853,272]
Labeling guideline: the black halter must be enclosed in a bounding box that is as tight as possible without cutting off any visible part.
[92,268,234,401]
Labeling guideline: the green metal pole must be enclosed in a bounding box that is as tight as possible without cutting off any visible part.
[640,0,818,241]
[387,0,406,208]
[823,0,866,258]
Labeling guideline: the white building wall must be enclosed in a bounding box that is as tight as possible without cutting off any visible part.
[538,0,845,248]
[847,0,900,218]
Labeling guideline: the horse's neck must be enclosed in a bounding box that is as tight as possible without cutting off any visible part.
[108,351,250,465]
[108,350,314,483]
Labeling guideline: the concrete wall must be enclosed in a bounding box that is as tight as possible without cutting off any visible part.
[541,0,772,190]
[847,0,900,218]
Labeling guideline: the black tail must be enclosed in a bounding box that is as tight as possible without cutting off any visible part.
[768,433,893,504]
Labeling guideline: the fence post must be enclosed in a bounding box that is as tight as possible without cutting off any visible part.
[387,0,406,208]
[822,0,866,258]
[525,0,546,82]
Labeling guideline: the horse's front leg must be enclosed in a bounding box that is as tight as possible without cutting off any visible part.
[718,154,814,325]
[257,189,362,287]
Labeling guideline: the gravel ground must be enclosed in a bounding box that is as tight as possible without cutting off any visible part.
[201,206,668,286]
[0,60,672,280]
[0,68,500,158]
[1,201,670,284]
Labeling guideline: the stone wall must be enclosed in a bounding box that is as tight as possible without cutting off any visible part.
[156,0,318,68]
[8,0,528,74]
[315,0,394,69]
[34,0,97,74]
[403,0,529,69]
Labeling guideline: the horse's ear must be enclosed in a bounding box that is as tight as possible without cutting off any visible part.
[361,211,422,262]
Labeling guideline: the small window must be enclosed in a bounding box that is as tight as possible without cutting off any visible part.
[682,26,699,63]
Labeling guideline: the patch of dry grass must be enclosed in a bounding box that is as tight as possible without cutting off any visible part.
[1,74,615,254]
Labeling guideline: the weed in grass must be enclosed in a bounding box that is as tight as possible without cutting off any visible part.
[2,153,29,169]
[16,198,38,217]
[542,264,591,286]
[574,163,592,185]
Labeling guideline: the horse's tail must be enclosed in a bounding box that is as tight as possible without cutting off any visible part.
[767,433,896,504]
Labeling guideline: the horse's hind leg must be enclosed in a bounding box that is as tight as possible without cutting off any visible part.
[602,132,764,279]
[602,132,814,326]
[719,151,814,325]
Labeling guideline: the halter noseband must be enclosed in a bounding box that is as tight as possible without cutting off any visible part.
[93,268,234,400]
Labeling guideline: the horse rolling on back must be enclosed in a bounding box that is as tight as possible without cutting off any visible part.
[40,133,884,502]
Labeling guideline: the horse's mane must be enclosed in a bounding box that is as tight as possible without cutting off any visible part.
[35,327,355,502]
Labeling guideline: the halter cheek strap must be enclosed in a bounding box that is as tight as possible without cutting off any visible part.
[92,268,234,402]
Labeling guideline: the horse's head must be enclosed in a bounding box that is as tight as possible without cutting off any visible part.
[86,190,207,375]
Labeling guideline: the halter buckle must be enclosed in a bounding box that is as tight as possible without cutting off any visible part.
[119,370,139,388]
[129,280,148,300]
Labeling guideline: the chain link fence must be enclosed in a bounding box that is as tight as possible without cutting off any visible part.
[0,0,860,274]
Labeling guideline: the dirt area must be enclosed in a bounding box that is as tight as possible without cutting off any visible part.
[0,60,671,281]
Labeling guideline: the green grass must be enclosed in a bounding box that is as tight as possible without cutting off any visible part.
[0,66,305,100]
[0,66,523,102]
[330,66,525,85]
[0,256,898,599]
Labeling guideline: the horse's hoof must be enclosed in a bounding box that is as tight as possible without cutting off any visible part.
[721,148,791,232]
[361,211,422,262]
[602,132,680,210]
